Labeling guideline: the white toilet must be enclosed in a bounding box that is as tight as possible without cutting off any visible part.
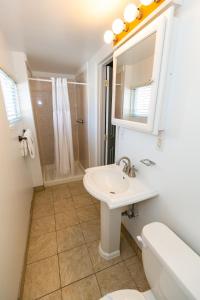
[101,222,200,300]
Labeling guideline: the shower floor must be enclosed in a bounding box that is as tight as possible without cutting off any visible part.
[43,161,84,186]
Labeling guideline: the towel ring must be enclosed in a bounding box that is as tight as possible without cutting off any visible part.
[18,136,27,142]
[18,129,27,142]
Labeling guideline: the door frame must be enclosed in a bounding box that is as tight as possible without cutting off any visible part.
[97,55,113,166]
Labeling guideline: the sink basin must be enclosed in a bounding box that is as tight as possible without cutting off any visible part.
[83,164,158,209]
[83,163,158,260]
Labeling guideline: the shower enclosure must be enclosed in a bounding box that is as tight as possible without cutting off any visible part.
[29,76,88,186]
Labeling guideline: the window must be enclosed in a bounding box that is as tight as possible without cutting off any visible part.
[122,83,152,123]
[131,84,152,117]
[0,69,21,124]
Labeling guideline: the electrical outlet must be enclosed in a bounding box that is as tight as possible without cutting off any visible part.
[156,130,165,150]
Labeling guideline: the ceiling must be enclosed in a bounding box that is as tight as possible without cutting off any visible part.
[0,0,139,74]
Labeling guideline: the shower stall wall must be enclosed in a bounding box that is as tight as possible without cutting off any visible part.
[29,78,87,186]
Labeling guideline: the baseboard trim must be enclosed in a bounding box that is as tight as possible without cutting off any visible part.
[34,185,45,192]
[44,174,84,187]
[121,224,142,262]
[18,189,35,299]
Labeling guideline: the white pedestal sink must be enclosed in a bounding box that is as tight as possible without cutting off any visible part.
[99,202,124,259]
[83,164,158,260]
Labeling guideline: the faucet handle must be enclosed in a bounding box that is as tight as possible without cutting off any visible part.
[129,165,137,177]
[122,160,129,173]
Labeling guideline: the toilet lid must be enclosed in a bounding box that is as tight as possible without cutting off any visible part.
[101,289,145,300]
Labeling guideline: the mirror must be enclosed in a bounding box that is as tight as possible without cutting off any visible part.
[112,14,167,134]
[115,33,156,124]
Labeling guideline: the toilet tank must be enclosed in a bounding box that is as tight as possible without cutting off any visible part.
[141,222,200,300]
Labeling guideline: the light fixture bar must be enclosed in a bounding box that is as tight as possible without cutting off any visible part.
[104,0,163,45]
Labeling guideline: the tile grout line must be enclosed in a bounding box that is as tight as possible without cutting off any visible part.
[121,258,139,290]
[60,273,99,291]
[54,185,72,300]
[26,241,124,274]
[24,189,57,300]
[119,234,144,291]
[28,209,100,264]
[24,183,141,299]
[55,229,63,300]
[27,225,131,266]
[56,224,95,291]
[34,189,63,300]
[94,273,103,297]
[53,185,65,300]
[81,227,96,275]
[27,253,136,298]
[25,235,135,270]
[53,184,91,298]
[36,288,61,300]
[62,214,103,296]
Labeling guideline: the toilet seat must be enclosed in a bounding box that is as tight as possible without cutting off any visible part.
[101,289,145,300]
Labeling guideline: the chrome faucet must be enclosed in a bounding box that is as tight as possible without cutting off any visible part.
[116,156,137,177]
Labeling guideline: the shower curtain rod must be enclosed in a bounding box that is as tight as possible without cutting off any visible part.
[28,77,88,86]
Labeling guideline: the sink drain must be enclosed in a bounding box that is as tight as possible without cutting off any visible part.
[110,191,115,194]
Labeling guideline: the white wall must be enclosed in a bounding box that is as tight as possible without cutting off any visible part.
[118,0,200,255]
[87,0,200,255]
[87,44,113,166]
[0,33,38,300]
[12,52,43,187]
[31,70,75,79]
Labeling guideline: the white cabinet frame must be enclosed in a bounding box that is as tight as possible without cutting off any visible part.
[112,7,174,134]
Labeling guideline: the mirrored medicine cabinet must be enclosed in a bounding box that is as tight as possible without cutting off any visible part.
[112,10,173,134]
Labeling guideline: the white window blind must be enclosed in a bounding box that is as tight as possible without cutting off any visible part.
[0,69,21,124]
[132,84,152,117]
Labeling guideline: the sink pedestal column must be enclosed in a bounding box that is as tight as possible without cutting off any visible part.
[99,201,122,260]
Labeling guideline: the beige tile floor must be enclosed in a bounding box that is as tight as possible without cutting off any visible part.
[22,181,149,300]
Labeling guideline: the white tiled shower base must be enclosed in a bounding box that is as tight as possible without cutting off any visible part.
[43,161,84,186]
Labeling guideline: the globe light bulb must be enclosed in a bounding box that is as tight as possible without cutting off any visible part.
[112,18,125,35]
[104,30,114,44]
[123,3,138,23]
[140,0,154,6]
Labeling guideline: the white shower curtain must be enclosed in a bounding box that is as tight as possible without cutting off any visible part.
[52,78,74,176]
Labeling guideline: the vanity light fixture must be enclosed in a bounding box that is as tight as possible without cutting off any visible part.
[112,18,125,35]
[104,30,115,44]
[140,0,154,5]
[104,0,162,45]
[123,3,139,23]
